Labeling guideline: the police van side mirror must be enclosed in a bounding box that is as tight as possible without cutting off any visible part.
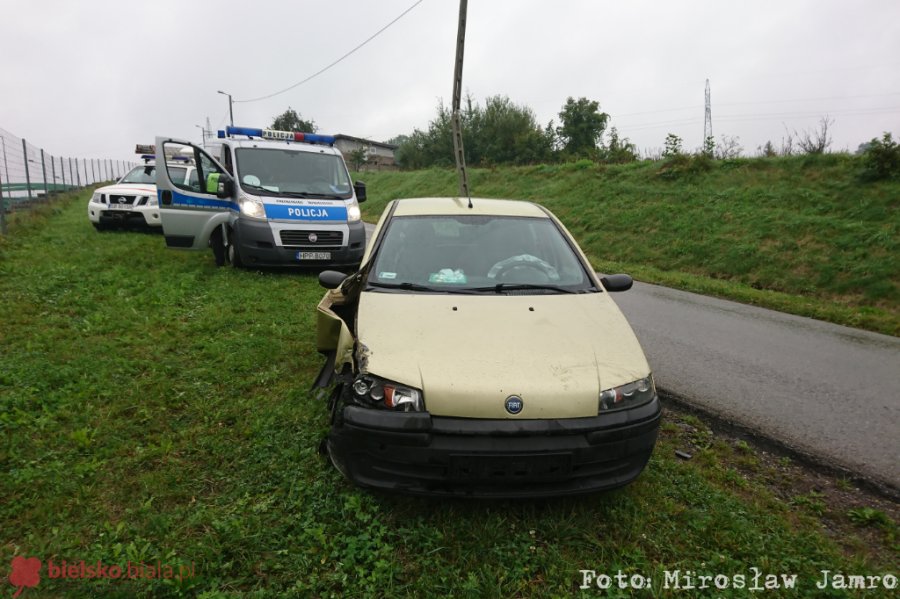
[354,181,367,203]
[216,176,234,199]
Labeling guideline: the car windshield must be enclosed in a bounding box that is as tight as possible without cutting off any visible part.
[368,214,596,293]
[234,148,352,198]
[167,166,188,184]
[119,165,156,184]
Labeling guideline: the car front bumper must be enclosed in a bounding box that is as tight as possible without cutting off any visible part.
[88,204,161,227]
[328,395,661,498]
[235,219,365,268]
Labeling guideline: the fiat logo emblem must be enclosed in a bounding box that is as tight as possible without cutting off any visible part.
[308,233,318,243]
[505,395,523,415]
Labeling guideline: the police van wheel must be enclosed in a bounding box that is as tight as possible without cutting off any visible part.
[211,227,226,267]
[227,229,244,268]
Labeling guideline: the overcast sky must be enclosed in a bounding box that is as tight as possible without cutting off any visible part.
[2,0,898,162]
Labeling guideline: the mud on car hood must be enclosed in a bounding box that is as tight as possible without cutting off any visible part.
[356,291,651,419]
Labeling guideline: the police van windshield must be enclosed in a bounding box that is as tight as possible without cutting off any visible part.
[368,215,597,294]
[235,148,352,198]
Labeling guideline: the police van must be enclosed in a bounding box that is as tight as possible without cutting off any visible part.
[155,126,366,268]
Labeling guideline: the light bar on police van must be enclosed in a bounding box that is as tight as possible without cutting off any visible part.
[141,154,155,162]
[224,126,335,145]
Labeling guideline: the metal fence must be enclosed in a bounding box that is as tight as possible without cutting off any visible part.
[0,126,138,234]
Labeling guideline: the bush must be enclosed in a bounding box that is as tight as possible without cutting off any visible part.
[859,132,900,181]
[657,152,713,180]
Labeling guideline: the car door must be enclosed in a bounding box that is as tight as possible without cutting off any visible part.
[155,137,234,250]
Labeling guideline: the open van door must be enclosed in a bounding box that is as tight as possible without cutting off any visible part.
[155,137,234,251]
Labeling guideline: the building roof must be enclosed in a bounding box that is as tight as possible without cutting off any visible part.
[333,134,398,150]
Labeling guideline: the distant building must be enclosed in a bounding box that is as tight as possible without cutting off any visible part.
[334,135,398,171]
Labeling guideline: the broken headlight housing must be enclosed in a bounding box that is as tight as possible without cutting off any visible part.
[351,375,423,412]
[599,375,656,413]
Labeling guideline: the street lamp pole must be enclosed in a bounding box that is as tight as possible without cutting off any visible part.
[217,90,234,127]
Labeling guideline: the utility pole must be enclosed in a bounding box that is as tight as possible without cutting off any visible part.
[218,91,234,127]
[451,0,470,203]
[703,78,713,146]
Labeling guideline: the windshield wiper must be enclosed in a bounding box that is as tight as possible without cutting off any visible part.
[367,281,476,294]
[242,183,282,196]
[280,191,346,199]
[467,283,578,294]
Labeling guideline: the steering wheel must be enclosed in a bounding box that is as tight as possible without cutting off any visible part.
[487,254,559,282]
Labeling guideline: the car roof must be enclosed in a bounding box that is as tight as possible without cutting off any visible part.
[391,197,548,218]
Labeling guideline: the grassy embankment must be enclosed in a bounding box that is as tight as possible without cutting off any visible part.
[0,191,896,597]
[357,155,899,336]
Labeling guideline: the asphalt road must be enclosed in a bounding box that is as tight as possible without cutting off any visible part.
[613,281,899,490]
[362,222,900,489]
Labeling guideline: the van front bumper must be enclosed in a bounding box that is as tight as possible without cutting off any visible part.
[235,219,365,268]
[327,396,661,498]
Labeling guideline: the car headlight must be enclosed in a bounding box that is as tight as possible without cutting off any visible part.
[347,200,361,223]
[239,195,266,219]
[599,375,656,412]
[351,375,423,412]
[148,195,158,206]
[91,192,103,204]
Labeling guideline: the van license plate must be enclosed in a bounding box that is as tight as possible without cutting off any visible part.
[107,204,133,210]
[297,251,331,261]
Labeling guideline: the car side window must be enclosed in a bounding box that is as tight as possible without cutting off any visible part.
[195,151,224,195]
[161,142,223,195]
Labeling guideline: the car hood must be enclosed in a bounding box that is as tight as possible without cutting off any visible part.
[356,291,651,419]
[95,183,156,196]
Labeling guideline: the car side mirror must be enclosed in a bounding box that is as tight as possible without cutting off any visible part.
[216,175,234,199]
[354,181,367,203]
[319,270,348,290]
[600,274,633,292]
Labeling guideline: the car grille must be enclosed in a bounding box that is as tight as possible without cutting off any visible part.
[108,195,135,205]
[280,229,343,247]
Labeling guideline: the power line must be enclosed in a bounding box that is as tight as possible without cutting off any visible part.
[619,106,900,133]
[235,0,425,103]
[611,91,900,120]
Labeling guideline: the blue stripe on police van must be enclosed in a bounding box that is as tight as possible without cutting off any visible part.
[164,189,239,211]
[264,204,347,221]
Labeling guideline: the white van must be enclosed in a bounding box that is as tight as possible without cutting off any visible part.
[154,126,367,268]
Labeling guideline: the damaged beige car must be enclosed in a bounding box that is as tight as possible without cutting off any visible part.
[315,197,660,498]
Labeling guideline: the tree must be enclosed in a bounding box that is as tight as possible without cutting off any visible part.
[602,127,639,163]
[392,95,553,169]
[795,116,833,154]
[663,133,683,157]
[757,141,778,157]
[270,107,317,133]
[471,95,553,165]
[714,135,743,159]
[348,147,367,172]
[859,132,900,181]
[556,97,609,158]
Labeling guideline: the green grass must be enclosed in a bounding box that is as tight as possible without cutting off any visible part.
[1,192,897,597]
[356,155,900,335]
